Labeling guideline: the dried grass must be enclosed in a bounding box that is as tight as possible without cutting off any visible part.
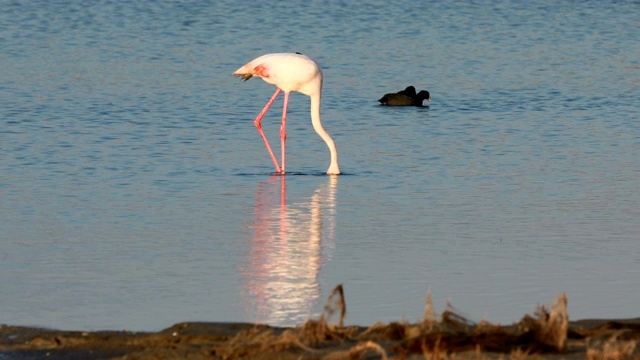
[215,284,352,359]
[506,347,533,360]
[319,340,388,360]
[392,293,570,355]
[421,336,454,360]
[423,289,437,330]
[215,325,315,359]
[347,341,388,360]
[216,287,580,359]
[6,286,640,359]
[359,321,409,342]
[291,284,356,345]
[538,293,568,350]
[586,335,638,360]
[514,293,568,352]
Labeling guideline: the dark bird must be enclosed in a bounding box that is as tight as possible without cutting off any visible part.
[397,86,416,98]
[378,87,431,107]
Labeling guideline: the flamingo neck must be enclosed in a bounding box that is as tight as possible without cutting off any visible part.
[310,94,340,175]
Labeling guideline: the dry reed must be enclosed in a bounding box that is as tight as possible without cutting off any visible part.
[347,341,388,360]
[291,284,356,345]
[586,335,638,360]
[514,293,568,352]
[215,287,604,359]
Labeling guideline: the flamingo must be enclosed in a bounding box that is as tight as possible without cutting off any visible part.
[233,53,341,175]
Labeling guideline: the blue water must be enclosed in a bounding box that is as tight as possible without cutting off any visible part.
[1,0,639,331]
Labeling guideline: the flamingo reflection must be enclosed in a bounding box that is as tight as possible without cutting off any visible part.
[242,175,338,326]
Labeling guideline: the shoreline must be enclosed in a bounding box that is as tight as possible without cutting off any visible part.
[1,318,639,359]
[2,289,638,359]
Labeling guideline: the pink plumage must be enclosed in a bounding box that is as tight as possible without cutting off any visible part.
[234,53,340,175]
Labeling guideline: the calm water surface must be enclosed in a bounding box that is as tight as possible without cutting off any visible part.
[1,1,639,331]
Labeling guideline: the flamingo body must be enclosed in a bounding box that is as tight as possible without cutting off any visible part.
[235,53,321,96]
[234,53,340,175]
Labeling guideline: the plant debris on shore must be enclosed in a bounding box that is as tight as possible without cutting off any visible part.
[1,285,639,359]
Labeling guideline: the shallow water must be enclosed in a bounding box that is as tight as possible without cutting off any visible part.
[1,0,639,331]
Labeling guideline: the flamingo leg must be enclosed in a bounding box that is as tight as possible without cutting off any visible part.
[280,92,289,174]
[254,88,282,173]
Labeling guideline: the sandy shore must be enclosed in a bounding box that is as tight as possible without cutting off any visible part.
[1,318,639,359]
[2,291,639,359]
